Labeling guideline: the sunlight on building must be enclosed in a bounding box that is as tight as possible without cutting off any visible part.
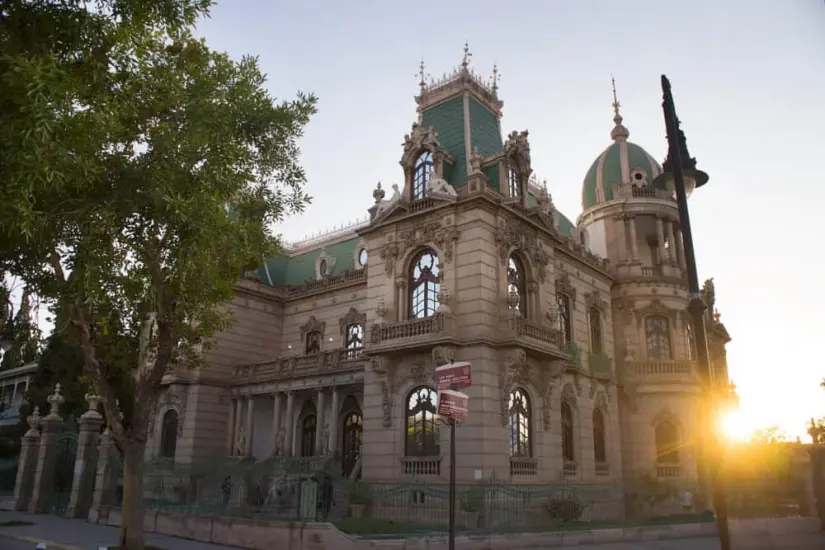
[720,409,758,442]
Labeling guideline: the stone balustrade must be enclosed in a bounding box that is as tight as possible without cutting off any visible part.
[622,359,695,380]
[612,182,675,201]
[285,267,366,298]
[509,457,538,477]
[400,456,442,477]
[370,314,447,344]
[508,317,565,347]
[233,347,366,383]
[656,464,683,479]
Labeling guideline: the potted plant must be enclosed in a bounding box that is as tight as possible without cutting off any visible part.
[348,481,371,519]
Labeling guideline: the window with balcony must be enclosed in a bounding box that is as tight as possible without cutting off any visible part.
[589,307,603,354]
[507,254,527,317]
[561,401,575,462]
[645,315,672,360]
[412,151,433,200]
[593,408,607,464]
[345,323,364,359]
[556,293,572,344]
[405,386,440,457]
[160,409,178,459]
[409,250,440,319]
[655,421,680,464]
[305,330,321,354]
[508,388,532,457]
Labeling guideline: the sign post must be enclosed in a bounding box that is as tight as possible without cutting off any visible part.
[435,362,472,550]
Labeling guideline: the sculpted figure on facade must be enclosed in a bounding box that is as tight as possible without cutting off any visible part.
[380,237,400,276]
[275,427,286,456]
[494,219,523,264]
[425,167,457,199]
[497,348,530,426]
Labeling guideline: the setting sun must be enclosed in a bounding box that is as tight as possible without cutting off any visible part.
[720,410,757,442]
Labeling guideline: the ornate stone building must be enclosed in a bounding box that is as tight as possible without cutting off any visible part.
[147,51,731,489]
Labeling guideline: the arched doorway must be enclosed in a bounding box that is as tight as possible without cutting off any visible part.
[342,410,363,478]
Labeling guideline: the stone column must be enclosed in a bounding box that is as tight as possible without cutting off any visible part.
[12,407,42,511]
[66,394,105,518]
[226,397,236,456]
[655,216,667,264]
[233,398,243,456]
[270,392,283,457]
[328,387,340,457]
[315,389,326,456]
[627,216,640,262]
[284,392,295,456]
[29,385,65,513]
[674,227,686,269]
[244,395,255,456]
[665,220,677,265]
[87,429,116,524]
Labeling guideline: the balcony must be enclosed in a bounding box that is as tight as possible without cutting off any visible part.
[232,347,366,383]
[656,464,683,479]
[369,313,454,351]
[595,462,610,477]
[621,359,695,382]
[401,457,442,477]
[510,457,538,477]
[612,182,674,202]
[563,461,578,478]
[500,315,567,358]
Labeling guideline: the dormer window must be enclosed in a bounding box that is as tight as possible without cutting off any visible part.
[412,152,434,200]
[508,165,521,199]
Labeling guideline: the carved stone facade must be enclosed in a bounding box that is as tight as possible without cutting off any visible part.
[145,51,727,489]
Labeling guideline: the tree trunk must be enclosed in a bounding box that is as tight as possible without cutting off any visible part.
[119,438,148,550]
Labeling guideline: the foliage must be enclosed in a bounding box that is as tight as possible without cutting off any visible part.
[625,472,679,518]
[0,282,40,371]
[808,417,825,445]
[543,489,587,523]
[0,1,317,548]
[749,425,790,445]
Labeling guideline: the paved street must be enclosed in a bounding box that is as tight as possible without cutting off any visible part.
[566,532,825,550]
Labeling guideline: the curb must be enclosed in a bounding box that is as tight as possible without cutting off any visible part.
[0,530,83,550]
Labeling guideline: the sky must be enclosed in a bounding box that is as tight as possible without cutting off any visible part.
[192,0,825,439]
[9,1,824,439]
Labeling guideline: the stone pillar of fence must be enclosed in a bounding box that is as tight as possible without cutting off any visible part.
[28,385,66,514]
[66,394,105,519]
[809,445,825,529]
[12,407,42,511]
[87,427,118,523]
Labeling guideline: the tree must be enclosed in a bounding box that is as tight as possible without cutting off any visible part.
[808,418,825,445]
[0,2,317,549]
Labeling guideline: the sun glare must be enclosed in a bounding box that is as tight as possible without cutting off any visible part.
[720,410,756,441]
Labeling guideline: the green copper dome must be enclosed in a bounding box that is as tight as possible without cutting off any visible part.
[580,106,663,211]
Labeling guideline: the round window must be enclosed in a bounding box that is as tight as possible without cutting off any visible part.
[319,259,328,277]
[633,172,644,181]
[358,248,368,267]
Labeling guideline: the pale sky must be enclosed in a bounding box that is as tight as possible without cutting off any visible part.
[10,1,823,439]
[194,0,825,438]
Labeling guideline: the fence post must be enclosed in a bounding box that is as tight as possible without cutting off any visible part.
[66,394,105,518]
[11,407,41,511]
[28,385,66,514]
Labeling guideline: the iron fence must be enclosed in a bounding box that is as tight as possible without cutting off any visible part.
[0,456,18,494]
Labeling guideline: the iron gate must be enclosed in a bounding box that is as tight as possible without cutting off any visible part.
[46,431,78,515]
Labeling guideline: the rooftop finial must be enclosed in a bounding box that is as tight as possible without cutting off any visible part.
[418,59,426,91]
[610,75,630,142]
[461,41,472,71]
[491,63,500,94]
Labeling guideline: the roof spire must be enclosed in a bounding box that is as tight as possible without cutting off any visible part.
[418,59,426,91]
[610,75,630,142]
[461,41,472,71]
[491,63,500,95]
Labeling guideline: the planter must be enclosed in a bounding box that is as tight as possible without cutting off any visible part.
[350,503,366,519]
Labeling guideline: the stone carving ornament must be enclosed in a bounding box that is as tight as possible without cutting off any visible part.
[585,291,608,312]
[561,383,578,407]
[497,348,531,426]
[504,130,532,175]
[339,307,366,336]
[401,123,441,166]
[300,316,326,343]
[149,385,188,438]
[635,298,678,328]
[539,360,564,431]
[494,220,523,264]
[380,238,400,276]
[372,356,399,428]
[555,274,577,307]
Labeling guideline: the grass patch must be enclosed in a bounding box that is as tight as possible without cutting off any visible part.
[0,521,35,527]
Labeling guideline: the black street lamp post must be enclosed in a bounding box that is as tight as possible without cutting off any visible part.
[659,75,731,550]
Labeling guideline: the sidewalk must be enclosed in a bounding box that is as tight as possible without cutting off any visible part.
[0,511,240,550]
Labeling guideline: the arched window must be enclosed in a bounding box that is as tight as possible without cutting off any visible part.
[561,402,575,462]
[412,152,434,200]
[508,165,521,199]
[645,315,672,360]
[160,409,178,458]
[345,323,364,359]
[686,322,695,360]
[589,307,603,354]
[409,250,440,319]
[556,293,572,344]
[342,411,363,478]
[593,408,607,463]
[507,255,527,317]
[655,421,680,464]
[305,331,321,354]
[405,386,440,457]
[301,414,317,457]
[509,389,532,457]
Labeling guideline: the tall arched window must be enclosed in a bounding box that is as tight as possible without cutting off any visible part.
[342,411,363,478]
[412,152,434,200]
[557,293,572,344]
[561,402,575,462]
[160,409,178,459]
[508,165,521,199]
[409,250,440,319]
[509,389,532,457]
[655,421,680,464]
[405,386,440,457]
[593,408,607,463]
[645,315,672,360]
[589,307,603,354]
[301,414,317,457]
[507,255,527,317]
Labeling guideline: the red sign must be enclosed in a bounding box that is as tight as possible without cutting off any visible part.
[437,390,468,422]
[435,361,472,391]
